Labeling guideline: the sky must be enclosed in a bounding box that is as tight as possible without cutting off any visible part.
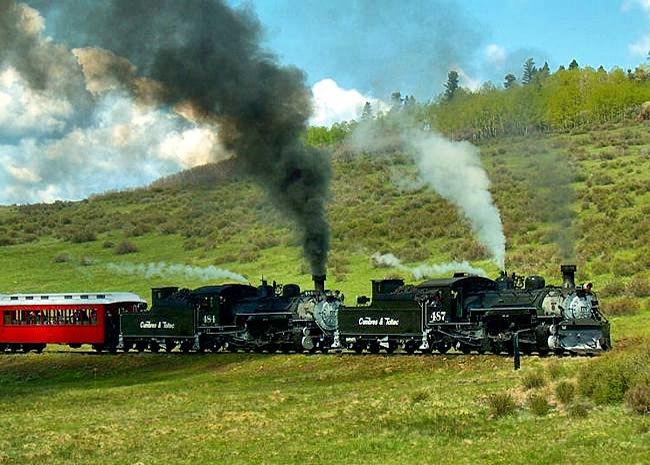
[1,0,650,205]
[232,0,650,123]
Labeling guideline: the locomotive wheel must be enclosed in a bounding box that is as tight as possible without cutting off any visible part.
[92,344,104,353]
[436,340,451,354]
[490,341,505,355]
[385,341,397,354]
[122,341,133,352]
[368,341,380,354]
[353,341,365,354]
[135,342,147,353]
[281,344,292,354]
[266,344,278,354]
[180,341,192,353]
[0,343,5,352]
[150,341,160,353]
[460,344,472,355]
[404,340,417,354]
[164,340,176,353]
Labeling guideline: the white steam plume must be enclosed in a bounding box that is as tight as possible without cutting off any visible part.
[372,252,486,279]
[409,133,505,269]
[106,262,246,282]
[348,123,506,269]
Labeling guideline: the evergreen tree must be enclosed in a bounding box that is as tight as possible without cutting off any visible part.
[568,59,579,70]
[522,58,537,84]
[504,73,517,88]
[444,70,460,100]
[538,62,550,79]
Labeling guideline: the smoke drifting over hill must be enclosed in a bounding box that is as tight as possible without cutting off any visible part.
[106,262,246,283]
[2,0,330,275]
[372,253,486,279]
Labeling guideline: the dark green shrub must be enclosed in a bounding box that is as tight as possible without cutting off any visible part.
[528,393,550,416]
[626,277,650,298]
[69,229,96,243]
[521,370,546,390]
[599,280,626,297]
[625,382,650,415]
[487,392,517,418]
[411,390,430,404]
[568,401,590,418]
[603,297,641,317]
[115,240,138,255]
[578,345,650,404]
[54,253,71,263]
[555,381,576,405]
[103,240,114,249]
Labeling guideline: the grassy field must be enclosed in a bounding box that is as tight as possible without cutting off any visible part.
[0,325,648,465]
[0,121,649,464]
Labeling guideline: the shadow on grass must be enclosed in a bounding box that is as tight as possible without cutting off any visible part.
[0,352,255,394]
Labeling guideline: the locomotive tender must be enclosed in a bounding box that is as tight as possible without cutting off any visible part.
[0,265,610,355]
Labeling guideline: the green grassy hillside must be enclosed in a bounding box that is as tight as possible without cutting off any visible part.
[0,121,649,464]
[0,121,647,308]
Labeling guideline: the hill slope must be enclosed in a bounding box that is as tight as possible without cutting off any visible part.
[0,121,647,307]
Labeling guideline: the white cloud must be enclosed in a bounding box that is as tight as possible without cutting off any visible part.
[622,0,650,12]
[629,34,650,57]
[310,78,387,127]
[0,93,228,204]
[485,44,507,68]
[0,67,74,138]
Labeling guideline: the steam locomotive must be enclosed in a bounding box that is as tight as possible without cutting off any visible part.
[0,265,610,355]
[337,264,610,355]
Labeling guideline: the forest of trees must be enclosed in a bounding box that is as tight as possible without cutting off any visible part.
[306,59,650,145]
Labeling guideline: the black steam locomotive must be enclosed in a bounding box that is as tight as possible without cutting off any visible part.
[115,264,610,355]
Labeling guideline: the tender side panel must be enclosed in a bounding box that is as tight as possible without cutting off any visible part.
[120,307,195,338]
[338,307,422,337]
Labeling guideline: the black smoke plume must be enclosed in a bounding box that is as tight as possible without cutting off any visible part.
[24,0,331,274]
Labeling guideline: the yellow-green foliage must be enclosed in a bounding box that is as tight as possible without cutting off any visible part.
[487,392,518,418]
[528,392,551,416]
[521,370,546,390]
[578,342,650,405]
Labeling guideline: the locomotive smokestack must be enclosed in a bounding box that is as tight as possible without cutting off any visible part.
[313,274,326,293]
[561,264,576,289]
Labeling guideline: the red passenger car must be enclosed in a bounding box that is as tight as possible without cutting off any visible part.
[0,292,146,352]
